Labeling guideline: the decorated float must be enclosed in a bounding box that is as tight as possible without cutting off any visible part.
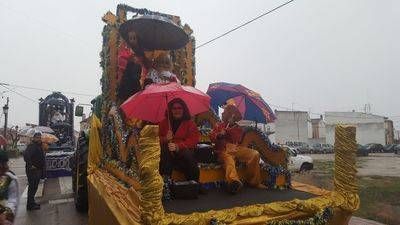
[20,92,76,178]
[73,4,359,225]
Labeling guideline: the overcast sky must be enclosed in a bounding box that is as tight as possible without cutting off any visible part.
[0,0,399,130]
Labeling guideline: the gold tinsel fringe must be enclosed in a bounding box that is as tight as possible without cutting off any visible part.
[333,125,360,212]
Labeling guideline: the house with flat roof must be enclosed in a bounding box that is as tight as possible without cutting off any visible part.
[274,110,310,144]
[324,111,393,145]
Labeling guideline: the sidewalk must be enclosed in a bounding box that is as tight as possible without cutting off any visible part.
[9,157,87,225]
[350,217,387,225]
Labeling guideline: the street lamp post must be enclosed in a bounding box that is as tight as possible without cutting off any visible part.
[3,97,9,139]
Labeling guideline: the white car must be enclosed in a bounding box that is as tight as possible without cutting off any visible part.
[286,146,314,172]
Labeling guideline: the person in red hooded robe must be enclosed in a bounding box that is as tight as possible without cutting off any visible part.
[158,98,200,182]
[116,31,152,103]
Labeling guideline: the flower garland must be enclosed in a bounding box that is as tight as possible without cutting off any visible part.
[198,163,222,170]
[108,119,120,159]
[0,175,12,200]
[0,175,14,222]
[261,163,291,189]
[201,181,225,190]
[162,176,172,201]
[267,207,333,225]
[101,117,112,157]
[0,204,14,223]
[100,25,111,103]
[210,218,226,225]
[102,156,140,181]
[127,145,139,174]
[208,207,333,225]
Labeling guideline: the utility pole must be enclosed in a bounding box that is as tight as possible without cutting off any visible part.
[3,97,9,138]
[297,114,300,141]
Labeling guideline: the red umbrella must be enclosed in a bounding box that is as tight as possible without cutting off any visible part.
[0,135,7,146]
[121,83,210,123]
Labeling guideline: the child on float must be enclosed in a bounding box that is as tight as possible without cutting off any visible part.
[146,53,180,84]
[210,105,267,194]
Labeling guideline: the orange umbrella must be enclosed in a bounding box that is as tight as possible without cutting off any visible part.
[41,133,59,144]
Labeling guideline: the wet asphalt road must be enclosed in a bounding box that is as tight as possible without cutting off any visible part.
[9,157,87,225]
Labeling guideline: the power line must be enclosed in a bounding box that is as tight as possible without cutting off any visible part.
[196,0,295,49]
[0,84,37,103]
[0,82,95,97]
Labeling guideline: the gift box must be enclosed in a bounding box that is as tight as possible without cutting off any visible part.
[171,180,199,199]
[195,143,218,163]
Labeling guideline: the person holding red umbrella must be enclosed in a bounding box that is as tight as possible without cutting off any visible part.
[158,98,200,182]
[120,82,210,199]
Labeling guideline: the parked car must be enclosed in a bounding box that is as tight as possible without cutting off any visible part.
[322,144,334,153]
[285,141,301,152]
[309,143,333,154]
[310,143,324,154]
[285,141,311,154]
[364,143,384,153]
[357,144,369,156]
[394,144,400,155]
[383,144,396,153]
[286,147,314,172]
[298,142,311,154]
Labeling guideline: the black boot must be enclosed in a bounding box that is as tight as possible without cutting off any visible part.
[27,203,40,211]
[228,180,243,194]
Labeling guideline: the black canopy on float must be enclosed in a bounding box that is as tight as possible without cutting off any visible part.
[119,14,189,51]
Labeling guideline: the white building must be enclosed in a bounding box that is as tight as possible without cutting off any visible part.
[394,130,400,143]
[274,110,310,144]
[309,116,326,144]
[324,111,386,145]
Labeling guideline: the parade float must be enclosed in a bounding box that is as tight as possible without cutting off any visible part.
[31,92,76,177]
[73,4,359,225]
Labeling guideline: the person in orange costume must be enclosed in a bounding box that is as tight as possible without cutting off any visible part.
[211,105,266,194]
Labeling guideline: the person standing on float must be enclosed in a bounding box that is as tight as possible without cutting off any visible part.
[117,30,152,103]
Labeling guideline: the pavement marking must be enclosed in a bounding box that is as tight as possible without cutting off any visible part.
[21,187,27,198]
[59,176,73,195]
[48,197,74,205]
[21,180,44,198]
